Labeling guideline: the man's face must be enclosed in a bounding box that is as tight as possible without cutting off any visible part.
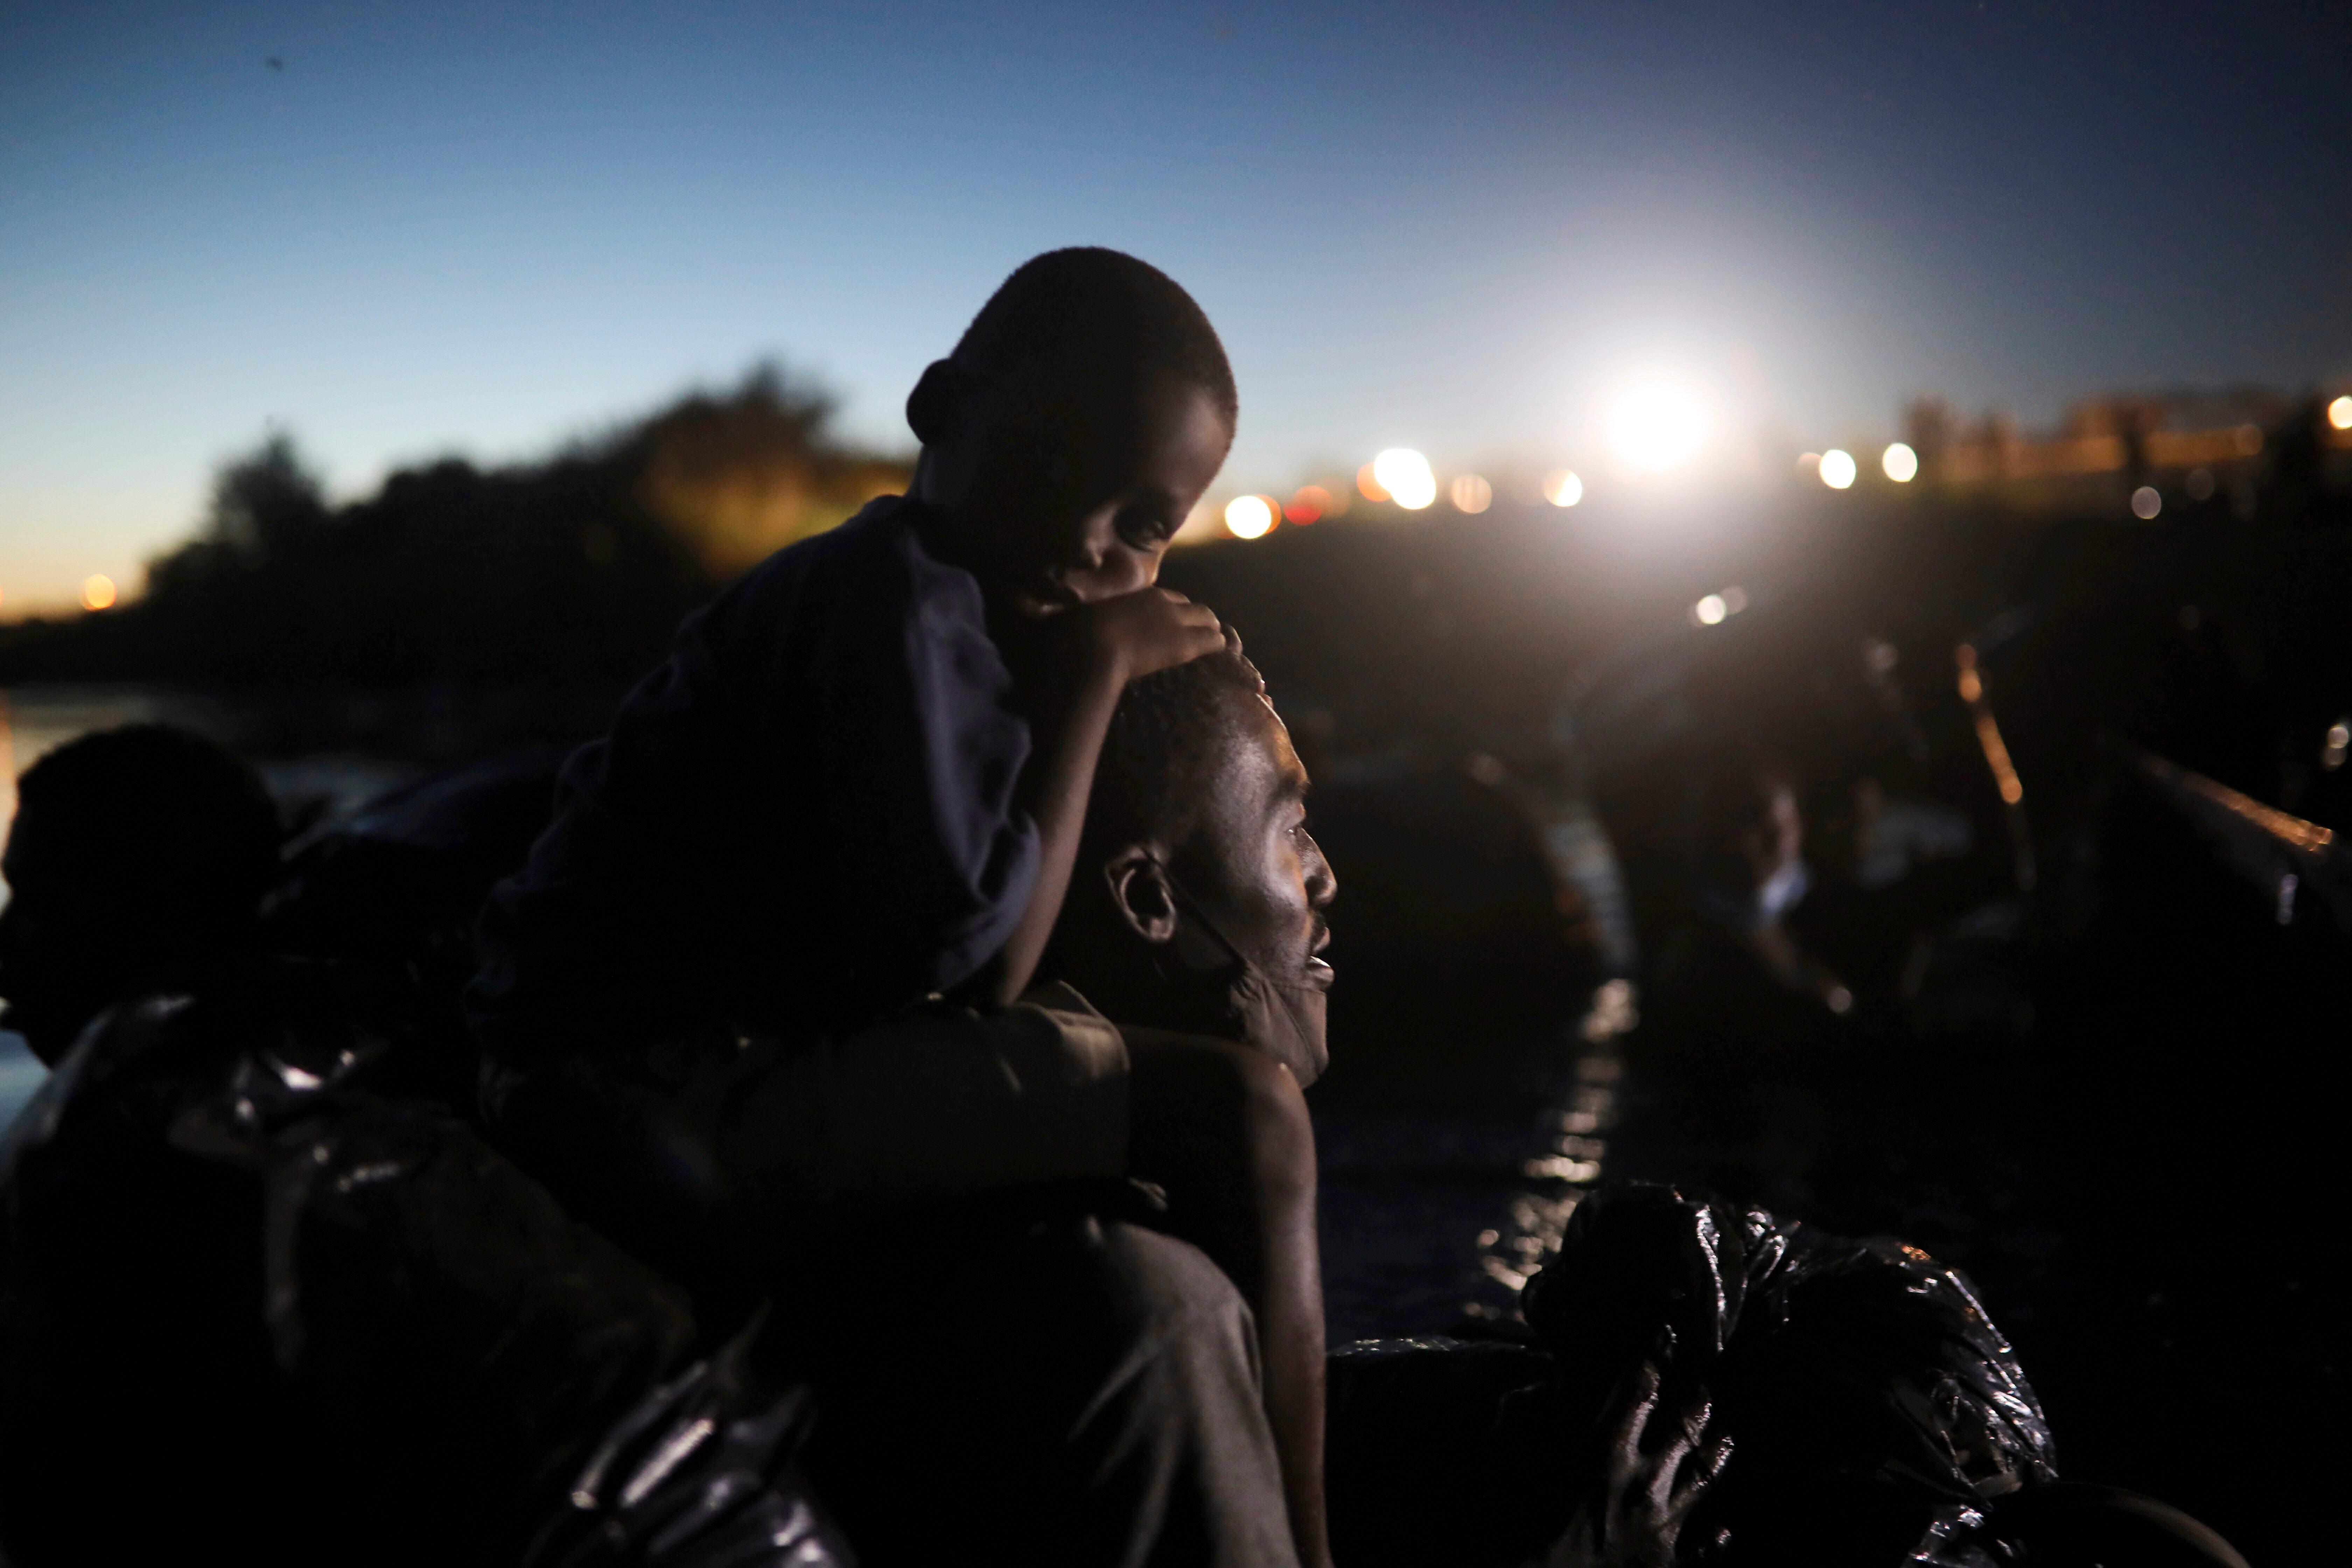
[0,810,136,1064]
[1169,686,1337,1083]
[916,364,1231,614]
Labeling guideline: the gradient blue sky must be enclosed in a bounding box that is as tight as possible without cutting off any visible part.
[4,1,2347,607]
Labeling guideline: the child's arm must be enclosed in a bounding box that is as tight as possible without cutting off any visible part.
[975,586,1224,1008]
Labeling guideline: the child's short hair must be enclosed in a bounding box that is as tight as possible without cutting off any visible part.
[953,248,1238,428]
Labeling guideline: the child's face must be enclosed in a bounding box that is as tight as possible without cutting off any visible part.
[918,365,1231,615]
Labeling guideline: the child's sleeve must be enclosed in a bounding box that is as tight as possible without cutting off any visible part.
[807,527,1041,1007]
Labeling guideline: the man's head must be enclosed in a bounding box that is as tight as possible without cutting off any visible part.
[1046,647,1337,1083]
[909,248,1236,615]
[0,725,281,1063]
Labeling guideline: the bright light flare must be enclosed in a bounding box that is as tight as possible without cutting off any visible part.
[1450,474,1492,513]
[1224,495,1275,539]
[1286,485,1330,524]
[2329,395,2352,431]
[1692,585,1749,626]
[80,574,117,610]
[1607,381,1707,473]
[1372,449,1436,510]
[2131,486,2162,520]
[1882,442,1919,482]
[1356,463,1390,503]
[1542,469,1583,507]
[1818,449,1857,489]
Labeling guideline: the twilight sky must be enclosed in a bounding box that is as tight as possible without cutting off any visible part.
[3,1,2347,608]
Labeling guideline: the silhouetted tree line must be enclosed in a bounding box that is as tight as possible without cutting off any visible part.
[0,365,909,690]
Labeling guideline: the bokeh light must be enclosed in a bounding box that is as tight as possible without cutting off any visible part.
[79,574,115,610]
[2329,395,2352,431]
[1607,380,1707,473]
[1818,449,1857,489]
[1356,462,1390,503]
[1450,474,1492,513]
[2131,485,2162,520]
[1882,442,1919,482]
[1542,469,1584,507]
[1224,495,1275,539]
[1692,585,1749,626]
[1286,485,1330,524]
[1372,449,1437,510]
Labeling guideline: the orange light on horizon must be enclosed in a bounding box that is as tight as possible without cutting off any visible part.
[1356,463,1391,503]
[2329,395,2352,431]
[1286,485,1330,524]
[1450,474,1492,513]
[1542,469,1583,507]
[80,575,117,611]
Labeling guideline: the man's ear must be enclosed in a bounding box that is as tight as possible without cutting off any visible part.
[1103,846,1179,944]
[906,359,963,446]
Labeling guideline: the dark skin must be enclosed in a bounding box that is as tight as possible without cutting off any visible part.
[0,816,227,1066]
[909,349,1345,1562]
[1054,693,1730,1568]
[1050,678,1337,1568]
[1549,1363,1732,1568]
[906,354,1233,1009]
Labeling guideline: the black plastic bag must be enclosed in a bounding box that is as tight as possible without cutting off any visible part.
[1324,1179,2059,1567]
[1521,1179,2058,1566]
[1,987,850,1566]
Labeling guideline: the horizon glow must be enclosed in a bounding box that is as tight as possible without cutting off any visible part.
[4,4,2348,609]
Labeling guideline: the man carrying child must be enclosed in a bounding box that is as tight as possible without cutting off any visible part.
[471,249,1336,1566]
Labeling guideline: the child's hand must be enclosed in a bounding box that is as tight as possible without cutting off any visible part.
[1081,587,1226,684]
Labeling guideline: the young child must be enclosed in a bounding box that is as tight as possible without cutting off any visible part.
[472,249,1332,1566]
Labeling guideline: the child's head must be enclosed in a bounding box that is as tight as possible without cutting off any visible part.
[909,248,1236,613]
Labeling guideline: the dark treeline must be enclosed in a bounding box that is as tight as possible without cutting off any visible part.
[0,364,909,692]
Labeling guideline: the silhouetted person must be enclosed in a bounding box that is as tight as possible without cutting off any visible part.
[0,727,309,1560]
[0,724,280,1065]
[472,250,1335,1564]
[0,728,846,1566]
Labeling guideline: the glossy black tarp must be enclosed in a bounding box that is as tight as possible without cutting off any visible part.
[1326,1178,2060,1568]
[0,982,848,1566]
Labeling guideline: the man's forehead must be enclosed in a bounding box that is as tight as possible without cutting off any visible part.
[1224,686,1306,802]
